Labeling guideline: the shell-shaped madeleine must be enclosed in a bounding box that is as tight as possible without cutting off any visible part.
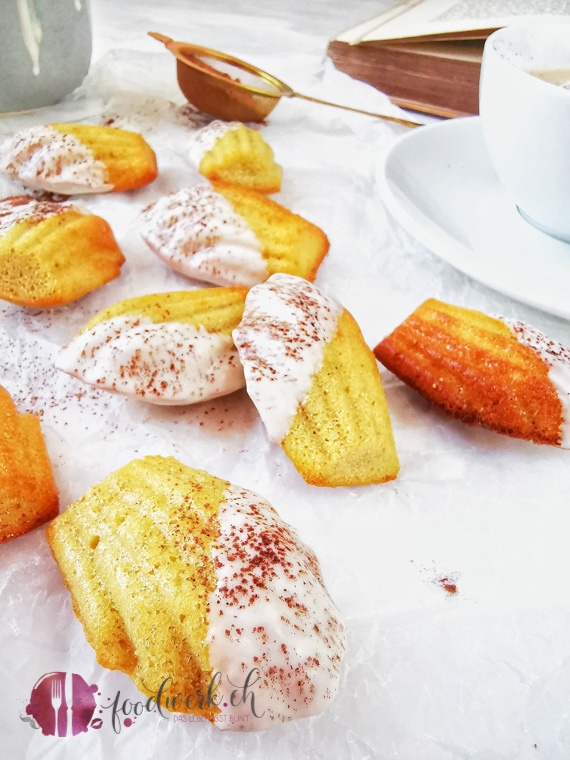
[56,288,248,405]
[0,123,157,194]
[0,385,59,543]
[282,309,400,486]
[233,274,400,486]
[189,121,282,193]
[139,182,328,288]
[0,196,125,308]
[46,455,345,730]
[51,123,158,192]
[373,298,570,447]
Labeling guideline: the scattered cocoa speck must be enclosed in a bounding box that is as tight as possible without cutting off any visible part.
[438,577,458,595]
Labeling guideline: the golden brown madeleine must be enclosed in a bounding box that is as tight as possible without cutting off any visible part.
[0,385,59,543]
[188,120,282,193]
[0,196,125,308]
[374,298,570,447]
[139,182,329,287]
[46,456,345,730]
[56,288,248,405]
[51,124,158,192]
[233,274,400,486]
[0,123,157,194]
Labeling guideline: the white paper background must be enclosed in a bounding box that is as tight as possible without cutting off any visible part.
[1,2,570,759]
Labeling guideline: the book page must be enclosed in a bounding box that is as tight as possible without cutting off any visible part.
[336,0,570,43]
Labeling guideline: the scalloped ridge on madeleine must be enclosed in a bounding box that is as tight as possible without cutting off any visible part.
[56,288,248,405]
[46,455,345,730]
[213,180,329,282]
[0,385,59,543]
[233,274,400,486]
[0,123,157,194]
[189,121,282,193]
[0,196,124,307]
[373,298,570,447]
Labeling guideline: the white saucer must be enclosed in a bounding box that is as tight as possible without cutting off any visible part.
[377,116,570,320]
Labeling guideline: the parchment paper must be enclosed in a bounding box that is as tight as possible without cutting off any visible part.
[1,10,570,760]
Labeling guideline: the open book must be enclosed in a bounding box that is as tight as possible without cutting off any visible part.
[327,0,568,118]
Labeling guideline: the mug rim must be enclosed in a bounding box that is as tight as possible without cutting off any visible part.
[483,19,570,100]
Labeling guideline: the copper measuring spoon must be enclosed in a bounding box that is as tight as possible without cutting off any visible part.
[148,32,422,129]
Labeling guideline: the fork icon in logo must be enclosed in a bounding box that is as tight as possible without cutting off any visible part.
[50,678,62,737]
[25,671,99,737]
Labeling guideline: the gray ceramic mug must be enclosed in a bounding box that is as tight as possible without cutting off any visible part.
[0,0,92,113]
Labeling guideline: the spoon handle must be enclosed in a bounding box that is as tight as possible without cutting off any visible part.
[290,91,422,128]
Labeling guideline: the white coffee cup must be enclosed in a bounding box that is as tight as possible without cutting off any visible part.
[479,21,570,242]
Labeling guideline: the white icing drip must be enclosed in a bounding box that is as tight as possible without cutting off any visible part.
[0,126,113,194]
[55,315,245,405]
[74,0,82,10]
[233,274,342,443]
[0,196,74,236]
[188,120,241,166]
[17,0,43,77]
[497,316,570,448]
[139,185,267,287]
[208,484,345,731]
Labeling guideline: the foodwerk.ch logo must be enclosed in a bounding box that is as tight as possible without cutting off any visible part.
[21,668,263,736]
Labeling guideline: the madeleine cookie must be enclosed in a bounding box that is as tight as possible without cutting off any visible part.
[188,121,282,193]
[139,181,329,287]
[373,298,570,447]
[0,195,124,308]
[56,288,247,404]
[46,455,345,730]
[0,123,157,194]
[233,274,400,486]
[0,385,59,543]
